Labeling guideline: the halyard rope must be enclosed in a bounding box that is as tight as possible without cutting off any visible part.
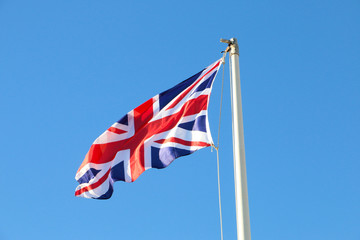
[213,51,227,240]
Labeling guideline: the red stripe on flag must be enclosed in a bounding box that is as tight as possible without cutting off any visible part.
[129,144,145,182]
[75,168,111,196]
[133,98,155,128]
[182,95,208,117]
[108,127,126,135]
[155,137,210,147]
[166,61,220,110]
[130,98,155,180]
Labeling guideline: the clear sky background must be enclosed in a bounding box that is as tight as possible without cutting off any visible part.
[1,0,359,239]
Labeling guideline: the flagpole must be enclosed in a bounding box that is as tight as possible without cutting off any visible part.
[221,38,251,240]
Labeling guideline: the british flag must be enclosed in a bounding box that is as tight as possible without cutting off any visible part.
[75,59,222,199]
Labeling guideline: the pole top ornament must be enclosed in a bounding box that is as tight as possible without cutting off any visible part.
[220,38,239,56]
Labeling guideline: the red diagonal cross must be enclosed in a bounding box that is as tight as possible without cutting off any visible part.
[76,95,209,196]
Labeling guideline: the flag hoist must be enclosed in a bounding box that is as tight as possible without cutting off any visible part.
[221,38,251,240]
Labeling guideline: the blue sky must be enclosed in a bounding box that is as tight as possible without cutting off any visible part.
[1,0,359,239]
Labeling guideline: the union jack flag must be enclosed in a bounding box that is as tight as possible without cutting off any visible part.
[75,59,222,199]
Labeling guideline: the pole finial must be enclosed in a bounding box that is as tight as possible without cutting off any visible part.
[220,38,239,55]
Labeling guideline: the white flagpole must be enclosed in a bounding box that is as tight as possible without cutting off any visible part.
[221,38,251,240]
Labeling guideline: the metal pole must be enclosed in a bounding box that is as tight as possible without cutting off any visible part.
[221,38,251,240]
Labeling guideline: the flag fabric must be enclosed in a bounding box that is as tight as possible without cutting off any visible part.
[75,59,222,199]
